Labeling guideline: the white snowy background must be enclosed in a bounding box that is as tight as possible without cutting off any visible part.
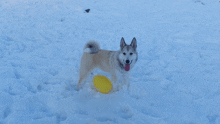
[0,0,220,123]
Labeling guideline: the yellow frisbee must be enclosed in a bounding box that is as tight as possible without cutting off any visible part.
[93,75,112,94]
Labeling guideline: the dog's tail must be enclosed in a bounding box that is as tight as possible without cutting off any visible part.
[83,40,100,54]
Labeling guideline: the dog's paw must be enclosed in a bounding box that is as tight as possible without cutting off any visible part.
[62,84,80,98]
[111,84,121,92]
[75,85,82,91]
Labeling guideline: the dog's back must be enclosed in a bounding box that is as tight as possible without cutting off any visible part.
[82,41,115,73]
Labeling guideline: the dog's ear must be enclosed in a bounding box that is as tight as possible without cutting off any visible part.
[130,37,137,50]
[120,37,126,49]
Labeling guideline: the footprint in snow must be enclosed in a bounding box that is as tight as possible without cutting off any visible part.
[141,108,161,118]
[115,106,133,120]
[46,68,59,76]
[3,107,11,119]
[207,114,219,124]
[75,109,88,115]
[56,112,67,123]
[95,117,118,123]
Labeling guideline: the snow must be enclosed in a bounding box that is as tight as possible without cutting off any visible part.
[0,0,220,123]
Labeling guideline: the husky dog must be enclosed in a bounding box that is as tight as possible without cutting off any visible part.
[76,37,138,92]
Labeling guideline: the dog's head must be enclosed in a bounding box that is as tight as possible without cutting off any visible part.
[118,37,138,71]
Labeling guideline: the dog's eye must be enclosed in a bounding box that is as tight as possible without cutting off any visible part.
[130,53,133,55]
[123,53,126,55]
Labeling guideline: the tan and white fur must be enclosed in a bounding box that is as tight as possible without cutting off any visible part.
[76,37,138,92]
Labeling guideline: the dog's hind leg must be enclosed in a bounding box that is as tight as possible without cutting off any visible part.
[76,64,95,91]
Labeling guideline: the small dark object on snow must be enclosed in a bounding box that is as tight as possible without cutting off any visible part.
[85,9,90,13]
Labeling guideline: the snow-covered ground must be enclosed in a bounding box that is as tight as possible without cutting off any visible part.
[0,0,220,123]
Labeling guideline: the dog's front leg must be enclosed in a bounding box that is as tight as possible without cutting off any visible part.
[111,74,117,83]
[110,74,119,92]
[123,74,130,93]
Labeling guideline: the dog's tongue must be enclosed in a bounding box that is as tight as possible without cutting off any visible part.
[125,64,130,71]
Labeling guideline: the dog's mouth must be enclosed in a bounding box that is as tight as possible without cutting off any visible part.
[125,64,130,71]
[124,60,132,71]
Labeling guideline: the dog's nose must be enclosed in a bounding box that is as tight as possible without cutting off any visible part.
[126,60,130,64]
